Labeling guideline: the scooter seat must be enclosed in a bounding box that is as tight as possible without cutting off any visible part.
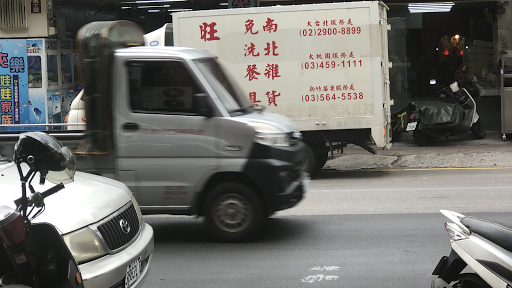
[461,217,512,252]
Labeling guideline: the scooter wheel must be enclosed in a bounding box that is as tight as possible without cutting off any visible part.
[471,119,486,139]
[413,130,434,146]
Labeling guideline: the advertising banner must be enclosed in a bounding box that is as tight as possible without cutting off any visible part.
[27,39,46,130]
[0,39,30,131]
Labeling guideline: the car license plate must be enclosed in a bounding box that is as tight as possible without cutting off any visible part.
[125,257,142,288]
[406,122,417,131]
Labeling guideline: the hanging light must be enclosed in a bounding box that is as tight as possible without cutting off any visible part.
[408,2,455,13]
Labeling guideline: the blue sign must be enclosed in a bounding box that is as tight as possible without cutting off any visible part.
[0,39,29,131]
[150,41,159,46]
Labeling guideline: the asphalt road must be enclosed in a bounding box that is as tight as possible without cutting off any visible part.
[143,168,512,288]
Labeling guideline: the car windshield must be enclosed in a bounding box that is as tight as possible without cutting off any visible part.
[193,58,253,116]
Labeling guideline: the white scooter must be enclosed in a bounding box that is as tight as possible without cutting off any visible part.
[431,210,512,288]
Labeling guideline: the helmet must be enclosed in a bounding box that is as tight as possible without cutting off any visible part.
[14,132,76,184]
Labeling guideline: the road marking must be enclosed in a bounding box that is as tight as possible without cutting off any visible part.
[310,186,512,192]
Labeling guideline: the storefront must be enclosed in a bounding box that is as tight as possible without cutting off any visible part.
[385,0,507,130]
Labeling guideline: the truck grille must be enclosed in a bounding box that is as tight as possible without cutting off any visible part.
[97,204,140,251]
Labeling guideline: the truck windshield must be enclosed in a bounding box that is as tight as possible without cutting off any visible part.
[193,58,253,115]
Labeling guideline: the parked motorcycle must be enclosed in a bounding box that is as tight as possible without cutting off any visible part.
[0,132,83,288]
[392,80,485,146]
[431,209,512,288]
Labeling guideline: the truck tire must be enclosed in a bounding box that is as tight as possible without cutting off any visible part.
[471,119,486,139]
[315,152,328,171]
[300,145,317,174]
[413,130,434,146]
[204,182,264,242]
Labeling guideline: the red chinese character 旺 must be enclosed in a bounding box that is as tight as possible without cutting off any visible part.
[1,114,12,125]
[244,43,260,57]
[249,92,261,106]
[263,18,278,33]
[264,64,281,80]
[233,0,250,8]
[264,41,279,56]
[0,53,8,69]
[245,19,258,35]
[349,84,355,90]
[349,52,355,58]
[0,101,11,113]
[199,22,220,41]
[266,90,280,106]
[245,64,261,81]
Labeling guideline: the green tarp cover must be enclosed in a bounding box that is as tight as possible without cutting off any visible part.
[411,101,464,128]
[75,21,144,155]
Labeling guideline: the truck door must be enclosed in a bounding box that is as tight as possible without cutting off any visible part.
[115,59,217,210]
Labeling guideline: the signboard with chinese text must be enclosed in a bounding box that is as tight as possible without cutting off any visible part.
[0,39,30,131]
[173,2,390,134]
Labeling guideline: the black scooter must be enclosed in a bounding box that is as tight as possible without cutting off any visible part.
[392,80,485,146]
[0,132,83,288]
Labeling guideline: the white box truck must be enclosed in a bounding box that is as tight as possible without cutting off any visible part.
[165,1,392,173]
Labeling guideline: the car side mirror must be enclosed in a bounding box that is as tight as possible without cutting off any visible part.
[193,93,213,118]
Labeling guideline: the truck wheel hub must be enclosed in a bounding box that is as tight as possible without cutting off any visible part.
[214,194,253,232]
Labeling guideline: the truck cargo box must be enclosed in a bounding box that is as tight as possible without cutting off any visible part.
[172,1,392,152]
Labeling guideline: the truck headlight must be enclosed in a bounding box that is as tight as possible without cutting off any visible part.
[249,122,290,147]
[63,227,107,264]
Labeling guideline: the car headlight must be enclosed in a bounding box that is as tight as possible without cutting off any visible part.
[249,122,290,147]
[63,227,107,264]
[132,196,143,228]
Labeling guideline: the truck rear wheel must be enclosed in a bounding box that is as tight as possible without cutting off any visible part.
[315,152,328,171]
[204,182,264,242]
[300,145,316,174]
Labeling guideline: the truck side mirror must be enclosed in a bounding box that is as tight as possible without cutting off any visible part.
[193,93,213,118]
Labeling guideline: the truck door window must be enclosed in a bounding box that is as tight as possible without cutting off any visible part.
[127,61,202,115]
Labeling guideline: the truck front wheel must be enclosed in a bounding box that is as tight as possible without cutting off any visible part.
[204,182,264,242]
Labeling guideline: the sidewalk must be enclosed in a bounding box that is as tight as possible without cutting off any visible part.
[323,131,512,170]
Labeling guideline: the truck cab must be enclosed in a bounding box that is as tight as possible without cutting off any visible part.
[110,46,307,241]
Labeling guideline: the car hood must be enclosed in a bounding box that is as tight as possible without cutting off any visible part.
[0,162,132,235]
[233,111,297,133]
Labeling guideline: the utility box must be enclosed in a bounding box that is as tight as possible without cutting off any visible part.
[501,54,512,140]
